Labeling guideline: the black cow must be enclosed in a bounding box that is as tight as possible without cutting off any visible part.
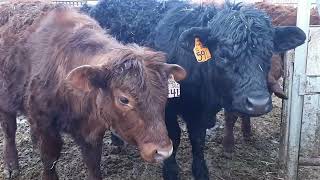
[84,1,306,179]
[81,0,176,45]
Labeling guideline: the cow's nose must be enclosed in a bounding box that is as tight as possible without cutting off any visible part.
[154,143,173,162]
[245,95,272,115]
[139,140,173,163]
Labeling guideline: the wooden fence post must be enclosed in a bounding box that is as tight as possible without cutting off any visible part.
[286,0,311,179]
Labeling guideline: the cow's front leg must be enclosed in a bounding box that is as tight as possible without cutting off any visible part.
[75,135,104,180]
[240,115,252,142]
[222,112,238,158]
[185,114,209,180]
[162,107,181,180]
[187,125,208,180]
[0,112,19,179]
[37,129,63,180]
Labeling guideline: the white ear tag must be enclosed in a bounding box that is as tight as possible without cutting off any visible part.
[168,75,180,98]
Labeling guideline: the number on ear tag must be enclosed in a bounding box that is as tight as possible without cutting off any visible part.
[168,75,180,98]
[193,37,212,62]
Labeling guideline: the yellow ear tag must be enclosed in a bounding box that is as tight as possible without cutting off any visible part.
[193,37,212,62]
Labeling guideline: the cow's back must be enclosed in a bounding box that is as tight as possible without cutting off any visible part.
[0,2,113,113]
[0,2,56,113]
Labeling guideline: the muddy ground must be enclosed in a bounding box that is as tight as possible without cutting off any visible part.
[1,96,287,180]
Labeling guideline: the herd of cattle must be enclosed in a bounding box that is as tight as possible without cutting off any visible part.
[0,0,318,179]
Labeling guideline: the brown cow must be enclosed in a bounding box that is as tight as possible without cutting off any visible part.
[222,2,320,157]
[255,1,320,26]
[0,1,186,180]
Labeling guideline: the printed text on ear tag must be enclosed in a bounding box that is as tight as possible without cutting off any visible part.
[168,75,180,98]
[193,37,212,62]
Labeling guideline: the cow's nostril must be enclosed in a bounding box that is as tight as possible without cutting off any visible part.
[246,97,254,110]
[246,96,270,107]
[153,146,173,162]
[245,96,271,115]
[156,147,173,157]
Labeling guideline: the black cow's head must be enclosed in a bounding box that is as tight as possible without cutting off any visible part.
[179,5,306,116]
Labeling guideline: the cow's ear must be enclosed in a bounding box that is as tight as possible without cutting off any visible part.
[178,27,212,51]
[273,26,306,52]
[164,64,187,82]
[66,65,107,92]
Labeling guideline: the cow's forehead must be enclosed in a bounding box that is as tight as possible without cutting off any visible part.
[111,64,167,99]
[207,6,274,62]
[209,6,273,37]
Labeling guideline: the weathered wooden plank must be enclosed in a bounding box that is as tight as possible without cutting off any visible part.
[280,50,295,166]
[299,75,320,95]
[300,94,320,157]
[286,1,312,179]
[300,27,320,159]
[306,28,320,76]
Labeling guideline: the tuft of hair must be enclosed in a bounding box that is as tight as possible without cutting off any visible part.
[208,2,274,60]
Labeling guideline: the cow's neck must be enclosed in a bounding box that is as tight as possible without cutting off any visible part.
[57,86,107,135]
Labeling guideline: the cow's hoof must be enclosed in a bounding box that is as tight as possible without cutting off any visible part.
[3,168,20,179]
[223,152,233,159]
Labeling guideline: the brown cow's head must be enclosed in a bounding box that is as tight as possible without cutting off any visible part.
[66,47,186,162]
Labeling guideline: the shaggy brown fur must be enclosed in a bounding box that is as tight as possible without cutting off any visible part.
[255,2,320,26]
[0,1,186,179]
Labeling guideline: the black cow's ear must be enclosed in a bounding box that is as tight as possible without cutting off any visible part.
[66,65,107,92]
[273,26,306,52]
[164,64,187,82]
[178,27,211,51]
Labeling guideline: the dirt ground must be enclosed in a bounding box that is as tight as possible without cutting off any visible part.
[0,96,288,180]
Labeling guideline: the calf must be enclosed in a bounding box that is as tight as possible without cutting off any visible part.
[222,2,320,156]
[0,1,186,180]
[84,1,306,179]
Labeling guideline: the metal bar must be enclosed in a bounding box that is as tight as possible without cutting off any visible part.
[286,0,311,179]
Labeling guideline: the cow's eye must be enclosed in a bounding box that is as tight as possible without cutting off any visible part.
[119,96,129,105]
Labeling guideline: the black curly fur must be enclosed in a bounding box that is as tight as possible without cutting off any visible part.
[83,0,180,45]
